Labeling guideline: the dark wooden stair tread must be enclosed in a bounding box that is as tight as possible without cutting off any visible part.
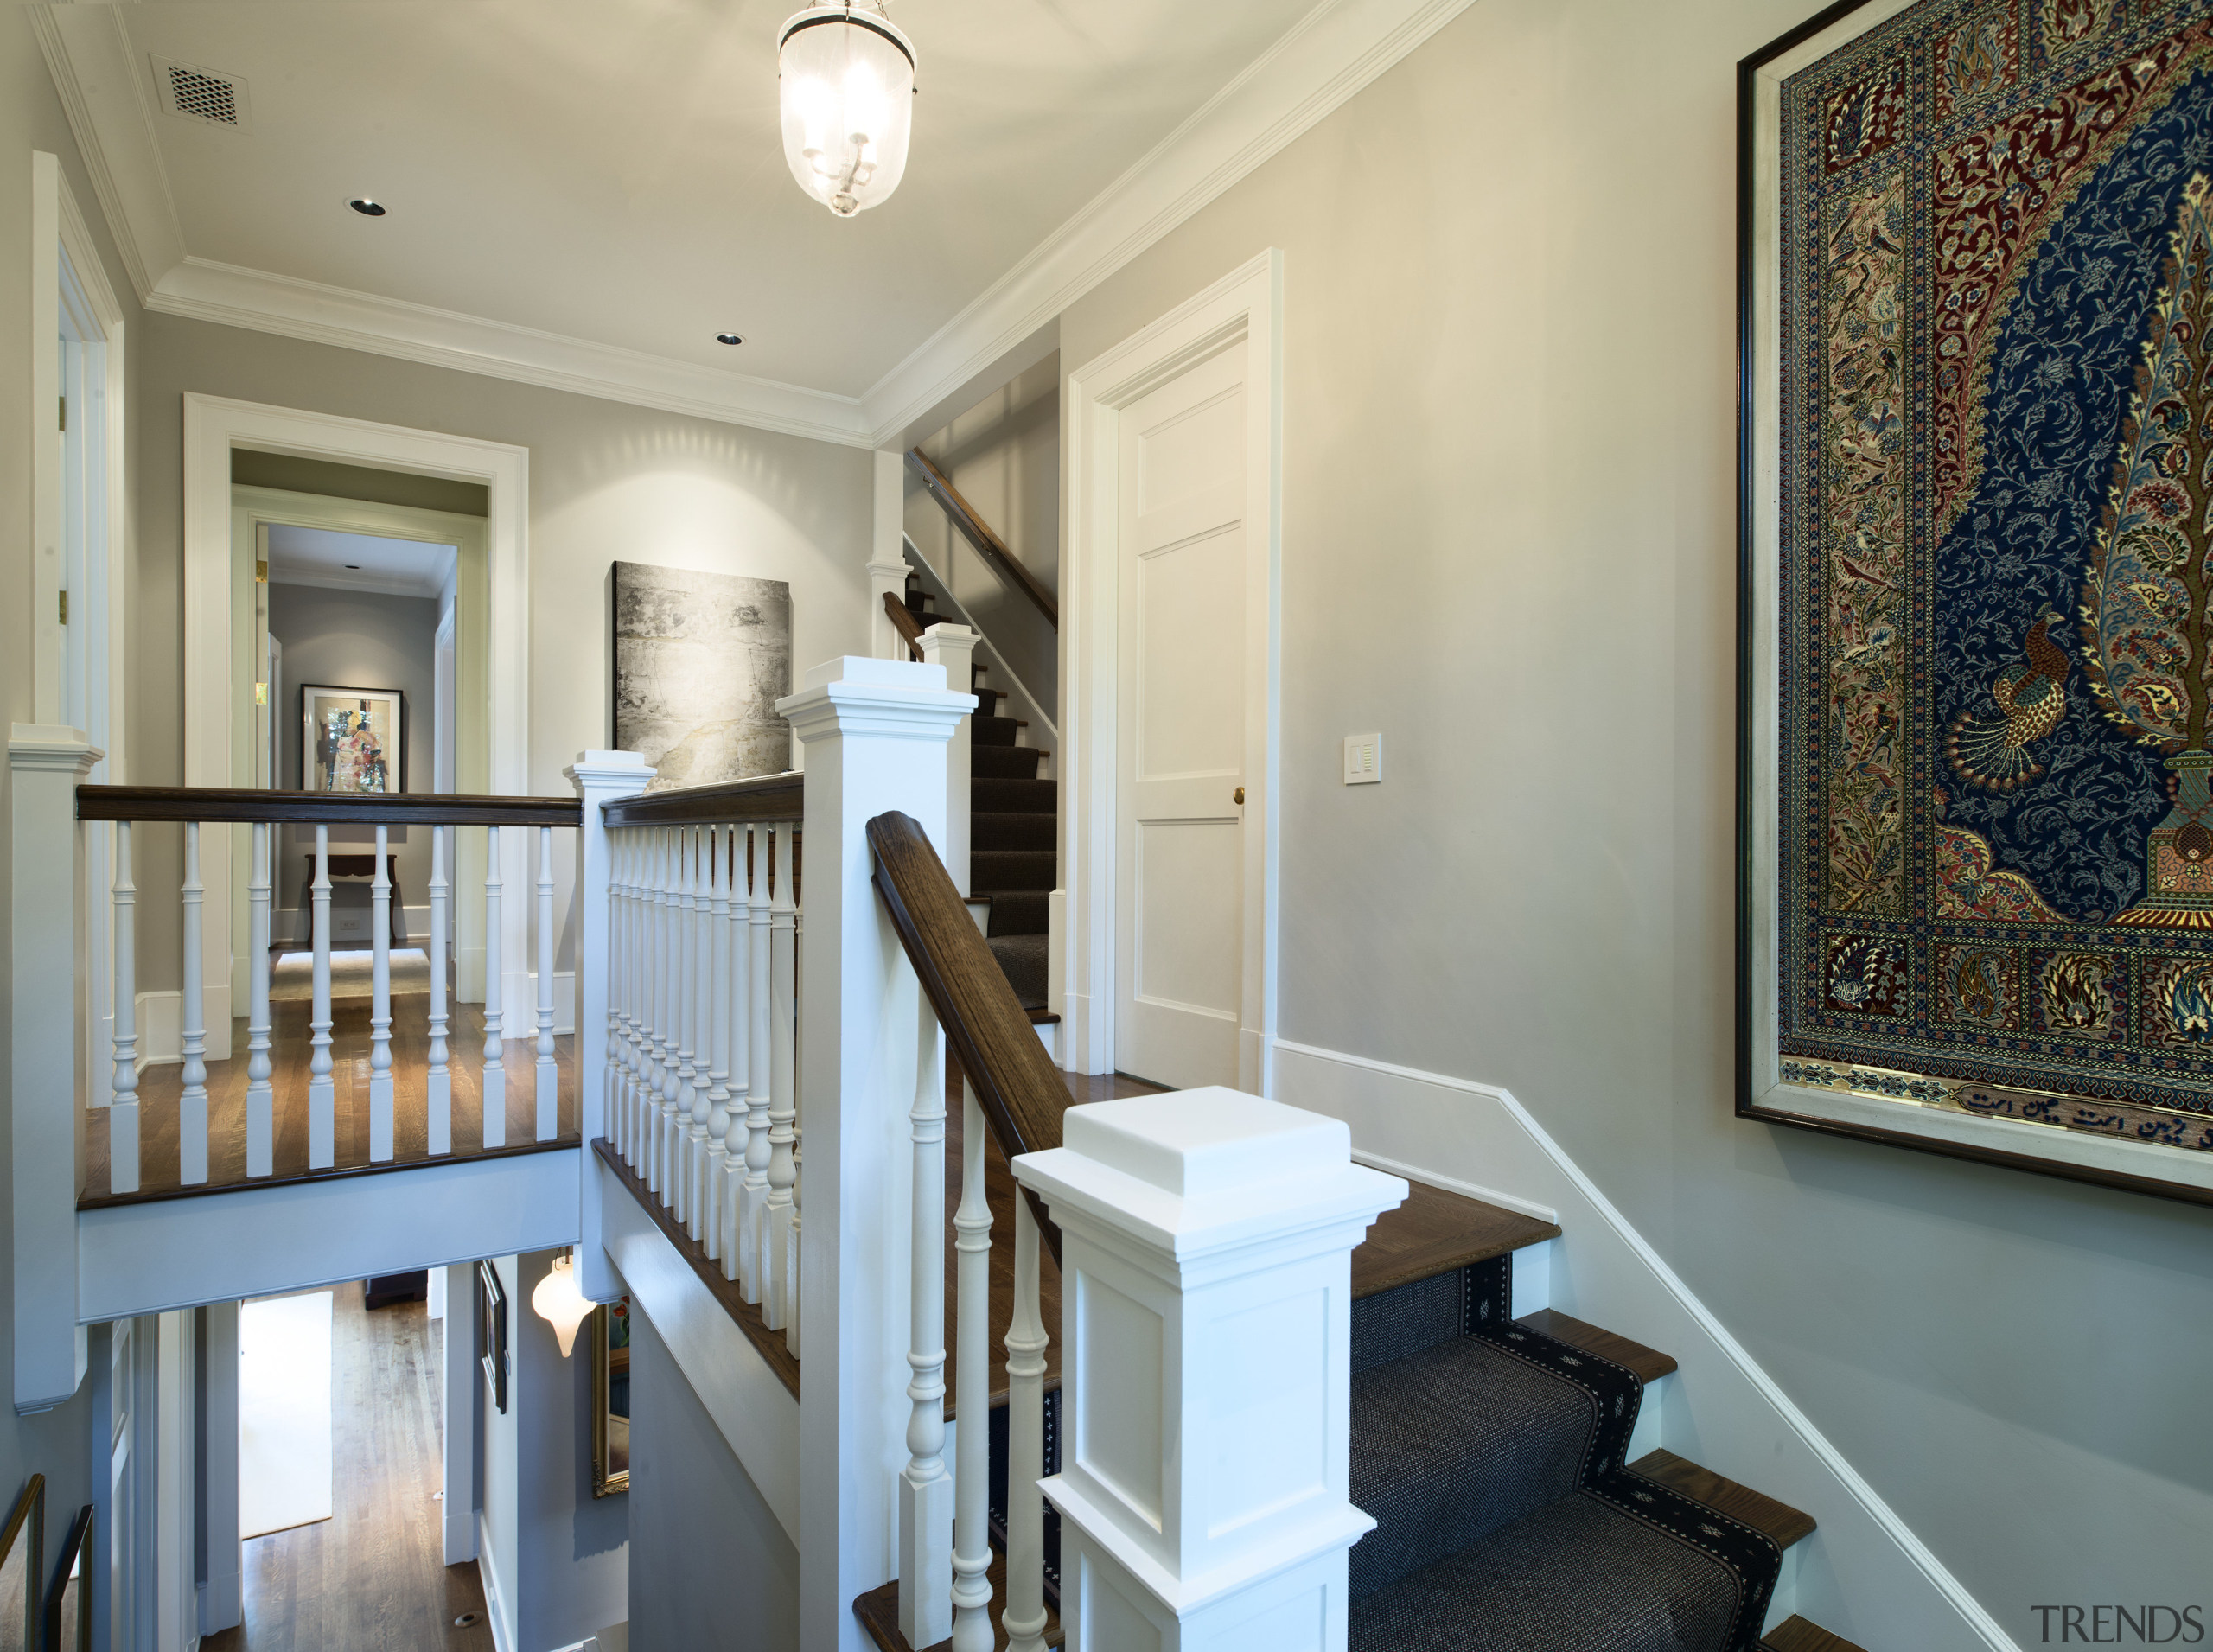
[1762,1617,1867,1652]
[1516,1308,1677,1384]
[1351,1177,1560,1300]
[853,1536,1063,1651]
[1630,1448,1817,1550]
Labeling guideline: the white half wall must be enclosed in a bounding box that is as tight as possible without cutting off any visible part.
[1271,1039,2015,1652]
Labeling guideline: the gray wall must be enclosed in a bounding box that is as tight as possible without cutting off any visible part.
[905,356,1061,712]
[0,5,137,1623]
[1056,0,2213,1641]
[624,1303,795,1652]
[128,314,877,988]
[268,584,440,920]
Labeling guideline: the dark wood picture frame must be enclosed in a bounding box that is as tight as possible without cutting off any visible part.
[44,1503,92,1652]
[1735,0,2213,1207]
[477,1260,508,1414]
[0,1474,43,1652]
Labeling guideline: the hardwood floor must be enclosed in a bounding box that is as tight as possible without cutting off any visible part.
[202,1286,493,1652]
[86,994,578,1204]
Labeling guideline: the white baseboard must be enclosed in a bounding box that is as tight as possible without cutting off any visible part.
[135,989,179,1067]
[476,1509,513,1652]
[1271,1037,2018,1652]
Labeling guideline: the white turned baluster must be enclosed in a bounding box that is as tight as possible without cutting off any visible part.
[641,828,665,1192]
[428,824,452,1156]
[246,821,274,1178]
[309,825,335,1169]
[628,828,648,1170]
[689,823,715,1240]
[178,820,209,1185]
[1004,1191,1049,1652]
[369,825,394,1161]
[482,824,506,1149]
[659,826,684,1205]
[616,829,638,1164]
[676,826,701,1232]
[950,1080,994,1651]
[762,823,799,1330]
[783,890,803,1354]
[536,823,558,1141]
[719,826,752,1281]
[109,820,140,1195]
[739,825,774,1298]
[899,994,953,1648]
[704,826,733,1260]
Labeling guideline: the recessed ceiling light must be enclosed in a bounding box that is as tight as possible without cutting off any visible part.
[715,333,744,346]
[348,198,386,217]
[344,563,361,570]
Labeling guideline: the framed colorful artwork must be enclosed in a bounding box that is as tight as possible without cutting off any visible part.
[301,684,404,794]
[1739,0,2213,1204]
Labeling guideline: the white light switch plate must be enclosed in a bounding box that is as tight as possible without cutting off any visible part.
[1343,732,1382,785]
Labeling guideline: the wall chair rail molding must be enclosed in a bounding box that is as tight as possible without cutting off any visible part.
[1738,0,2213,1204]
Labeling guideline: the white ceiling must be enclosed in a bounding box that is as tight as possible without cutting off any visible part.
[35,0,1473,443]
[265,523,456,600]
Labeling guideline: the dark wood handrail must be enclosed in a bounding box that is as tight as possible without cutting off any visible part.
[883,590,926,662]
[601,771,807,828]
[906,449,1059,631]
[868,810,1069,1259]
[76,785,581,826]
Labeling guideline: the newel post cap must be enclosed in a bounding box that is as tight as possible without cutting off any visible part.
[775,656,976,743]
[564,749,653,790]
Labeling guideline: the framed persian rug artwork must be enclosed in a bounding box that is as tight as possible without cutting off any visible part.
[1739,0,2213,1202]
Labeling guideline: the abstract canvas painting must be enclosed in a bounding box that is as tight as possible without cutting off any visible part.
[1741,0,2213,1201]
[611,562,793,790]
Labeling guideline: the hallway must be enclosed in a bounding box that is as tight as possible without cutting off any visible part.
[204,1286,493,1652]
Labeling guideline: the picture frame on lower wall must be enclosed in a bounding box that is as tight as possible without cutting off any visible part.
[1738,0,2213,1205]
[590,1298,631,1498]
[477,1260,508,1414]
[0,1473,43,1652]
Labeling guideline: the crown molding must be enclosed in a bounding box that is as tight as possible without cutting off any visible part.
[36,0,1474,450]
[147,258,875,446]
[32,0,186,306]
[852,0,1477,444]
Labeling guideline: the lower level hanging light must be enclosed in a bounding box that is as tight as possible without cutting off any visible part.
[777,3,916,217]
[532,1248,592,1359]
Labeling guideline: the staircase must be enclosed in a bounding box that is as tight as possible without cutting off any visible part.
[855,1123,1870,1652]
[902,574,1057,1017]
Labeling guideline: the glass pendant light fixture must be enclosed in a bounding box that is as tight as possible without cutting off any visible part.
[777,3,917,217]
[531,1249,592,1359]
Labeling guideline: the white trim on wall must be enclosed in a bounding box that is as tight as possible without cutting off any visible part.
[182,395,531,1056]
[1059,250,1284,1088]
[34,0,1470,448]
[1269,1036,2020,1652]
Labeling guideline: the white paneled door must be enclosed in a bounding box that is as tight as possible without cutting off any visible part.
[1115,344,1248,1089]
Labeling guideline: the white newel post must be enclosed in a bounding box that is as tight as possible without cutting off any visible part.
[776,657,972,1652]
[1014,1089,1406,1652]
[917,623,977,897]
[567,751,653,1304]
[9,725,99,1413]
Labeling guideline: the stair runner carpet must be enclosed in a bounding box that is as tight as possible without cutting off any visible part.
[985,1253,1782,1652]
[1346,1257,1783,1651]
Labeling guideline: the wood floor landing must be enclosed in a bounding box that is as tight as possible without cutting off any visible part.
[1763,1616,1870,1652]
[201,1285,492,1652]
[84,994,578,1206]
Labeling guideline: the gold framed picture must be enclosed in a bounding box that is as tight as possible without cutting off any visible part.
[590,1298,631,1497]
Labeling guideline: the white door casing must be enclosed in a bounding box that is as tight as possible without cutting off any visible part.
[1062,250,1282,1091]
[1113,345,1249,1088]
[182,396,530,1055]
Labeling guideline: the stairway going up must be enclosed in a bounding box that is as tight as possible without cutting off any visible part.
[902,574,1057,1017]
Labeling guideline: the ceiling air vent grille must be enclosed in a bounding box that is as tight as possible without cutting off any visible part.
[154,59,250,128]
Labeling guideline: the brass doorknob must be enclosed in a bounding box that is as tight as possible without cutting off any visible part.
[1234,787,1245,805]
